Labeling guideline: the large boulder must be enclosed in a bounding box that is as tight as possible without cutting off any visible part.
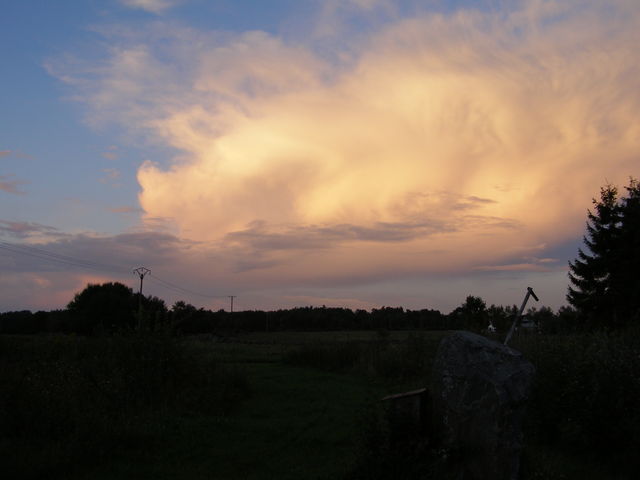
[431,331,535,480]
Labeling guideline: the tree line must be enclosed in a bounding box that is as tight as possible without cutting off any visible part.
[0,285,577,336]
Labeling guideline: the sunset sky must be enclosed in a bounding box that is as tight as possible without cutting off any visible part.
[1,0,638,313]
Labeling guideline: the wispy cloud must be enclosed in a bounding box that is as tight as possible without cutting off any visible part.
[108,205,144,214]
[0,220,61,239]
[102,145,119,160]
[0,149,34,160]
[99,168,121,186]
[0,175,27,195]
[119,0,184,14]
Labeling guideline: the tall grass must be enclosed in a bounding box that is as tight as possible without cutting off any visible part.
[513,328,640,473]
[0,333,250,479]
[282,332,444,386]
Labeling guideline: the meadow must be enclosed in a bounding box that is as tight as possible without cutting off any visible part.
[1,328,638,479]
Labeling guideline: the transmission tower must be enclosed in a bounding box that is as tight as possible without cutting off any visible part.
[228,295,236,313]
[133,267,151,316]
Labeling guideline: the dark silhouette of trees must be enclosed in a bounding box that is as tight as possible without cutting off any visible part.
[568,178,640,327]
[137,294,168,331]
[486,304,518,334]
[451,295,487,332]
[67,282,137,333]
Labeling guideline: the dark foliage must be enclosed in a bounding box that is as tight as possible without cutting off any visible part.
[514,329,640,474]
[67,282,137,333]
[568,178,640,328]
[346,405,442,480]
[449,295,488,332]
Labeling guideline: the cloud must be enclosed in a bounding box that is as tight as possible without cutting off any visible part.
[315,0,397,37]
[47,0,640,307]
[119,0,183,14]
[0,150,33,160]
[100,167,122,186]
[0,220,61,239]
[108,205,144,213]
[0,175,27,194]
[102,145,119,160]
[0,231,186,274]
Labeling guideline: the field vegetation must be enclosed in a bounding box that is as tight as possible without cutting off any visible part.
[2,326,639,479]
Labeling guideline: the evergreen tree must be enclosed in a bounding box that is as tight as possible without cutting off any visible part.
[568,179,640,327]
[614,179,640,321]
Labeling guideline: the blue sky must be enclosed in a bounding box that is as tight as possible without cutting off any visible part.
[1,0,638,312]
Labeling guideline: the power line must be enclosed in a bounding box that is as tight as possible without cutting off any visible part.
[0,240,236,306]
[0,241,129,274]
[147,273,230,299]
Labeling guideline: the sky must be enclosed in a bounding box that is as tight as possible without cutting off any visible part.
[1,0,638,313]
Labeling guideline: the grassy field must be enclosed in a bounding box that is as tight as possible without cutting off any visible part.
[74,364,381,480]
[2,329,638,479]
[1,331,445,480]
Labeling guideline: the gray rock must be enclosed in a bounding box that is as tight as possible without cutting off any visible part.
[431,331,535,480]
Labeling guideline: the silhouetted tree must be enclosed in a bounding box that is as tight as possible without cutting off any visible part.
[568,179,640,327]
[134,294,168,332]
[486,304,517,334]
[67,282,136,333]
[451,295,487,332]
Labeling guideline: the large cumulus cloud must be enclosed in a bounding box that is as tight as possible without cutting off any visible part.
[46,0,640,308]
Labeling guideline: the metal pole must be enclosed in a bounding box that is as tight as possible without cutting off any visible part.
[228,295,236,313]
[133,267,151,323]
[504,287,539,346]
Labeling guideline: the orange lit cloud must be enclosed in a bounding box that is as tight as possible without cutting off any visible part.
[119,0,183,14]
[50,0,640,304]
[0,174,27,195]
[0,272,119,311]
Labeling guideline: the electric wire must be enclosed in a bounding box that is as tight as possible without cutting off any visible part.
[0,241,129,274]
[0,240,235,301]
[147,273,229,299]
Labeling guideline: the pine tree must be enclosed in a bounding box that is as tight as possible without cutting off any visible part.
[613,179,640,321]
[568,179,640,327]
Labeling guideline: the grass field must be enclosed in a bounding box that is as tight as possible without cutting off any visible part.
[74,364,381,480]
[2,329,638,479]
[1,331,445,480]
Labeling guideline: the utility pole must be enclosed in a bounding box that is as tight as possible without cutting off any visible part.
[228,295,236,313]
[133,267,151,320]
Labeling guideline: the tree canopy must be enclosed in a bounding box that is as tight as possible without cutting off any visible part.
[67,282,137,333]
[568,178,640,327]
